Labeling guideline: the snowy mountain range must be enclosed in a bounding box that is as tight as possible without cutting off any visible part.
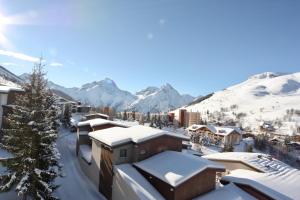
[47,78,195,112]
[0,66,23,87]
[178,72,300,135]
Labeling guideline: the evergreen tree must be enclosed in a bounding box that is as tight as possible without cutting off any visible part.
[146,112,150,122]
[63,104,71,127]
[123,110,127,120]
[0,61,61,199]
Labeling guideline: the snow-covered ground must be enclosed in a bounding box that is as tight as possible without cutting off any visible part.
[175,72,300,136]
[54,128,105,200]
[0,128,105,200]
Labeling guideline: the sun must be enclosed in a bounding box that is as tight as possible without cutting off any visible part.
[0,13,14,48]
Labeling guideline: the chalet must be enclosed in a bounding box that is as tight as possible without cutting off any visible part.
[87,125,190,199]
[133,151,225,200]
[76,118,129,156]
[188,125,243,146]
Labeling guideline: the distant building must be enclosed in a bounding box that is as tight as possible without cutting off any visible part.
[170,109,202,128]
[0,85,24,128]
[187,124,243,146]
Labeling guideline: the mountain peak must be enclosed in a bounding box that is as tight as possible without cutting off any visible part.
[161,83,174,90]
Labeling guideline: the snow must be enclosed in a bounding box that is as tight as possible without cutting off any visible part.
[0,85,23,93]
[222,168,300,200]
[77,118,128,128]
[0,129,105,200]
[88,125,189,147]
[203,152,300,199]
[128,83,194,113]
[79,145,92,164]
[52,128,105,200]
[84,113,109,119]
[114,164,164,200]
[179,72,300,136]
[194,183,256,200]
[48,79,138,111]
[48,79,194,112]
[203,152,292,173]
[187,124,243,136]
[134,151,224,187]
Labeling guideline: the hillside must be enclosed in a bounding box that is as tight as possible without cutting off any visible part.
[0,66,22,87]
[180,72,300,135]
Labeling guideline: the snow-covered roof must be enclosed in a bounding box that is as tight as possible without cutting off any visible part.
[203,152,290,173]
[222,168,300,200]
[84,113,109,118]
[187,124,216,132]
[134,151,224,187]
[194,183,256,200]
[89,125,189,147]
[187,124,243,136]
[0,85,23,93]
[214,127,242,136]
[114,164,164,200]
[77,118,128,128]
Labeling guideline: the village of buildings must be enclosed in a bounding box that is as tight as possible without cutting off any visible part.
[0,70,299,200]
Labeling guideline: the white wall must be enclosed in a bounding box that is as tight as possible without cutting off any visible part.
[0,93,8,128]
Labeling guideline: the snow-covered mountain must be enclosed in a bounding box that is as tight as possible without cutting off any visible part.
[179,72,300,135]
[129,84,194,113]
[48,78,137,111]
[48,79,194,112]
[0,66,22,86]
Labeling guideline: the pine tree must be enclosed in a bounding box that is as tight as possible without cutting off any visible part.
[123,110,127,120]
[0,61,61,199]
[63,104,71,127]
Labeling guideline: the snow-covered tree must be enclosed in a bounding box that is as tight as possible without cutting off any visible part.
[62,104,71,127]
[0,61,61,199]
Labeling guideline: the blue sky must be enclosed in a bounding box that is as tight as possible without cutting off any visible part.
[0,0,299,96]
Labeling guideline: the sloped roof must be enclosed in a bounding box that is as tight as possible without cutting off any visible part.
[187,125,243,136]
[0,85,23,93]
[194,183,256,200]
[114,164,164,200]
[203,152,290,173]
[222,169,300,200]
[77,118,128,128]
[88,125,189,147]
[134,151,224,187]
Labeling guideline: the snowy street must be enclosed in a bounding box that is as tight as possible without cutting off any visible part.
[54,128,105,200]
[0,128,105,200]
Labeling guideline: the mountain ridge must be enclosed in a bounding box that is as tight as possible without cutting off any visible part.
[47,78,195,112]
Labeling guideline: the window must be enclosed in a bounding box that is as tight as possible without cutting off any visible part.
[120,149,127,158]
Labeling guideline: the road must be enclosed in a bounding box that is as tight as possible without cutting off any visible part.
[54,127,105,199]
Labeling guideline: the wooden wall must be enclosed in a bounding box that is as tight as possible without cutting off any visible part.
[133,135,182,162]
[135,166,219,200]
